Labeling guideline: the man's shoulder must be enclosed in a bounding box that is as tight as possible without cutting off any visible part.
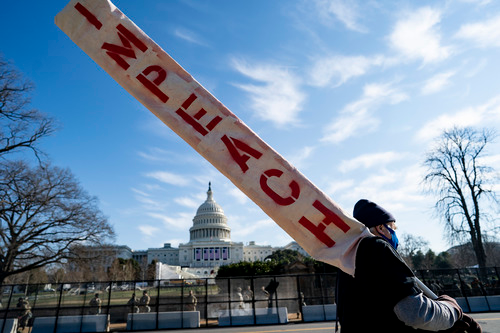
[359,235,391,253]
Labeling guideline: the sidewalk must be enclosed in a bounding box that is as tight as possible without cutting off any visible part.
[124,312,500,333]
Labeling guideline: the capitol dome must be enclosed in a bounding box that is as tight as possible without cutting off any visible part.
[189,183,231,242]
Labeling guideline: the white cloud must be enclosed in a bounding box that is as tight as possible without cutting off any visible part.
[325,179,354,197]
[137,148,197,164]
[339,151,407,173]
[287,146,316,169]
[145,171,191,186]
[456,0,492,5]
[421,71,456,95]
[225,187,247,205]
[174,28,208,46]
[231,218,275,238]
[313,0,366,32]
[415,94,500,141]
[174,196,199,209]
[389,7,451,64]
[147,212,193,230]
[321,82,408,143]
[309,55,392,87]
[138,225,160,237]
[455,14,500,48]
[231,59,306,127]
[337,165,428,208]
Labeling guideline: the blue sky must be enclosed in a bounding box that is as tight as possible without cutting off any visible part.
[2,0,500,255]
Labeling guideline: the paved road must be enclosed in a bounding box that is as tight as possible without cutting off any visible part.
[133,312,500,333]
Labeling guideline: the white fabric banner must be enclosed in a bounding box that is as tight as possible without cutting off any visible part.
[55,0,371,276]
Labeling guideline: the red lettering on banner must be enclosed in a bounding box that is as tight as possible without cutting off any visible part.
[102,24,148,70]
[221,135,263,173]
[176,93,223,136]
[299,216,335,247]
[298,200,351,247]
[75,3,102,30]
[136,65,169,103]
[260,169,300,206]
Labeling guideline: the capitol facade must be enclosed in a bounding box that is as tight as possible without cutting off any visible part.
[92,183,307,278]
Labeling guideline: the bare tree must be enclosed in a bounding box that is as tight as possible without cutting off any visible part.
[0,56,56,161]
[398,233,429,269]
[0,160,115,287]
[423,127,498,268]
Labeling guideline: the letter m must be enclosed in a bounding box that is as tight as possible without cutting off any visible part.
[102,24,148,70]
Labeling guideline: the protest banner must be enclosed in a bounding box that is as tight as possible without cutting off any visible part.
[55,0,372,276]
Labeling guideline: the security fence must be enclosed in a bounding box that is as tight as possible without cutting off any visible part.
[0,267,499,332]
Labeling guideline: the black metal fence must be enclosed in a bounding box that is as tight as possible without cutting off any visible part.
[1,267,499,332]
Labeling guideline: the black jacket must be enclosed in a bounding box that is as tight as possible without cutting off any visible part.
[336,236,426,333]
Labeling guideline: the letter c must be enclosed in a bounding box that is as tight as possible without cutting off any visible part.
[260,169,300,206]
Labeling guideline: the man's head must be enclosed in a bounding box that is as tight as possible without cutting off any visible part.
[353,199,398,249]
[143,290,147,295]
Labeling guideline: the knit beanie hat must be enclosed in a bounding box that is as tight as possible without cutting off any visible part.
[353,199,395,228]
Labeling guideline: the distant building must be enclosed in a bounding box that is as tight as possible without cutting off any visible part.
[83,183,307,278]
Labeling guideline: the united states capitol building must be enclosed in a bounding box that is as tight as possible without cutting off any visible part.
[96,183,307,278]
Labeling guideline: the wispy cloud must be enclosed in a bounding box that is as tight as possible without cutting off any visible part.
[309,55,393,87]
[454,14,500,48]
[336,165,428,209]
[389,7,451,64]
[147,212,193,230]
[228,187,248,205]
[174,196,200,209]
[325,179,355,197]
[231,58,306,127]
[287,146,316,169]
[231,218,275,238]
[145,171,191,186]
[415,94,500,141]
[339,151,407,173]
[321,82,408,144]
[174,28,208,46]
[312,0,366,32]
[138,225,160,237]
[421,71,456,95]
[456,0,492,5]
[137,148,198,164]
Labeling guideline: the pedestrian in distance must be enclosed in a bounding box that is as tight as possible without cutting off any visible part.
[127,293,140,313]
[88,293,101,315]
[139,290,151,312]
[186,290,197,311]
[336,199,482,333]
[16,297,32,333]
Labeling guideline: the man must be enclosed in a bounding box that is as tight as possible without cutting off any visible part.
[16,297,31,333]
[186,290,197,311]
[139,290,151,312]
[88,293,101,315]
[336,199,481,333]
[127,293,139,313]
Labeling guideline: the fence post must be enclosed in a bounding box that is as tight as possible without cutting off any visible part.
[155,279,160,330]
[250,277,256,325]
[296,275,304,322]
[53,282,64,333]
[227,278,232,326]
[204,278,208,327]
[0,285,13,333]
[456,269,471,312]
